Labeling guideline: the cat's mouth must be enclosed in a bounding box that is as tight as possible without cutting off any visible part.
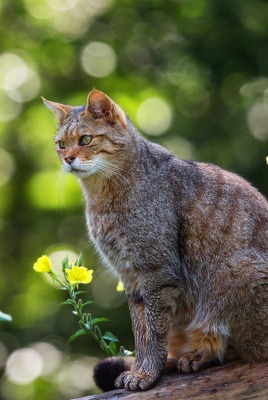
[62,158,101,179]
[66,162,101,180]
[70,166,87,172]
[62,161,90,176]
[69,166,93,179]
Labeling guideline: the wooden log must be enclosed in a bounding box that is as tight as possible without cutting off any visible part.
[72,361,268,400]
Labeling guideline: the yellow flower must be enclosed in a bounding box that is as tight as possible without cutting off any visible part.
[67,266,93,285]
[266,156,268,165]
[116,281,125,292]
[33,255,52,273]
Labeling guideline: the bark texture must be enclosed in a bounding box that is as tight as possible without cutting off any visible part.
[72,361,268,400]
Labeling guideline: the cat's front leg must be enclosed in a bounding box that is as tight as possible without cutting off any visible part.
[115,282,178,391]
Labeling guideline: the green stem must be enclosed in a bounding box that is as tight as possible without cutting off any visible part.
[67,283,115,356]
[52,261,119,356]
[49,272,93,337]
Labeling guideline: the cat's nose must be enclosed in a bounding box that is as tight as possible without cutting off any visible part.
[65,156,76,164]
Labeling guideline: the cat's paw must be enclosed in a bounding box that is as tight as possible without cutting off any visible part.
[178,351,220,374]
[115,370,158,391]
[177,352,205,373]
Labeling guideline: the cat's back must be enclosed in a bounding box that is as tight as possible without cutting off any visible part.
[169,157,268,255]
[141,139,267,210]
[178,159,268,220]
[140,140,268,255]
[138,139,268,221]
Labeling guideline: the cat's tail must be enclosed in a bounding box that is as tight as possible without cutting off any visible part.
[93,356,178,392]
[93,356,134,392]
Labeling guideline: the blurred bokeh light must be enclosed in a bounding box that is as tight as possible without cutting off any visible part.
[81,42,117,77]
[1,0,268,399]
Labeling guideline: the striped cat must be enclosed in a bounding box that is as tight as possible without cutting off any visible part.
[44,89,268,391]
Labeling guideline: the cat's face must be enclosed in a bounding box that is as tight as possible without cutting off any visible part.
[43,90,128,180]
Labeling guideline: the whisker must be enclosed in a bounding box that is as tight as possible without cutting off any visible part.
[100,166,126,185]
[91,160,125,182]
[98,166,121,186]
[98,160,128,183]
[74,157,129,185]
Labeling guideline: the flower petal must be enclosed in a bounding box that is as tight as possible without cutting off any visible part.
[67,266,93,285]
[116,281,125,292]
[33,255,52,273]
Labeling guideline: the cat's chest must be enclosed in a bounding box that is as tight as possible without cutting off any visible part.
[86,206,132,274]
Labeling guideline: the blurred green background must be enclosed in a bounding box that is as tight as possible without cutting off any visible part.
[1,0,268,399]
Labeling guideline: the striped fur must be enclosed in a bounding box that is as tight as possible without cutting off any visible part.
[44,89,268,391]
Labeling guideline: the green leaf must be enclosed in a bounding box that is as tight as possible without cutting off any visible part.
[0,311,12,322]
[109,341,117,354]
[103,331,119,342]
[81,301,94,309]
[76,252,83,267]
[60,299,73,305]
[68,329,87,343]
[119,346,135,356]
[79,321,90,332]
[73,291,86,298]
[62,256,69,271]
[91,317,110,326]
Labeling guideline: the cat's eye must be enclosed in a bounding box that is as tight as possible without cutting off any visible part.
[58,140,66,149]
[79,135,92,146]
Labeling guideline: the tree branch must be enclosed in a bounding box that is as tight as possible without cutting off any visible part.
[72,361,268,400]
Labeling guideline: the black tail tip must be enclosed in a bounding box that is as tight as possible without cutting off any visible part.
[93,356,133,392]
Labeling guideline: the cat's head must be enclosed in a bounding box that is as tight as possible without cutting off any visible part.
[43,89,131,180]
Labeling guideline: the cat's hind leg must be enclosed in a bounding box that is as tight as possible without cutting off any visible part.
[169,327,228,374]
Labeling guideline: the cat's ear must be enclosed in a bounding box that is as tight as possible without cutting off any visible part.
[42,97,73,123]
[85,89,127,127]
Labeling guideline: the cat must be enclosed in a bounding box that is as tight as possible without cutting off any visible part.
[43,89,268,392]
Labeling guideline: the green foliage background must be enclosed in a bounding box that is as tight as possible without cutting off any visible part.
[0,0,268,399]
